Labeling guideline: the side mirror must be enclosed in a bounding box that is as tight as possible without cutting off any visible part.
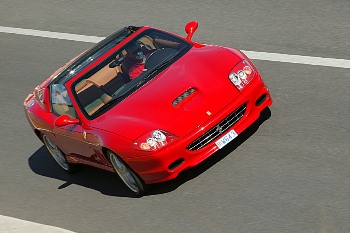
[55,115,79,127]
[185,21,198,41]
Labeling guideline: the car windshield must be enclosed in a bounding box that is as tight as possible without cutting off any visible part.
[72,29,191,118]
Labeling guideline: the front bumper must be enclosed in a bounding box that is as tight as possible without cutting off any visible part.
[125,76,272,184]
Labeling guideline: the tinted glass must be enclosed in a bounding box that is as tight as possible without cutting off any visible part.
[73,29,191,117]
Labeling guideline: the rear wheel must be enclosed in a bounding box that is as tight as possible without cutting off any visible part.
[107,150,146,196]
[42,134,76,173]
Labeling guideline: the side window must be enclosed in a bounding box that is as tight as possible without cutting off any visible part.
[51,84,77,118]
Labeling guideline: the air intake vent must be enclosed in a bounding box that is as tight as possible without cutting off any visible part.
[172,88,196,106]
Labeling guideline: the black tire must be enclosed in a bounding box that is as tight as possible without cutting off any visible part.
[42,134,77,173]
[107,150,147,197]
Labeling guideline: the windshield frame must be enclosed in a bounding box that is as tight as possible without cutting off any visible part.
[71,28,192,120]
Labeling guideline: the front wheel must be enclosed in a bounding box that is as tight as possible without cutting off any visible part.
[107,150,147,196]
[42,134,76,173]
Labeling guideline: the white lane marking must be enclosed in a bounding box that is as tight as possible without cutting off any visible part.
[0,26,103,43]
[0,215,76,233]
[242,50,350,69]
[1,26,350,69]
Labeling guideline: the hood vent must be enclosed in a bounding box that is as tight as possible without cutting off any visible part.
[172,88,196,106]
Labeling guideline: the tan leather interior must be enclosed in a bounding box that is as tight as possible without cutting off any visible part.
[74,62,123,115]
[75,65,118,93]
[139,36,156,49]
[75,79,89,93]
[93,64,118,86]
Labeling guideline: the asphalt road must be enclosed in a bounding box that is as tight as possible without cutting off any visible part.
[0,1,349,233]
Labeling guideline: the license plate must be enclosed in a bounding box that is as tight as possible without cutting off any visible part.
[215,130,238,149]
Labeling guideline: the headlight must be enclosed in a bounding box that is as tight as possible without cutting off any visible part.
[131,130,178,151]
[229,60,255,91]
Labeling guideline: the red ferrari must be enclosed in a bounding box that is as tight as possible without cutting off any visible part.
[24,22,272,196]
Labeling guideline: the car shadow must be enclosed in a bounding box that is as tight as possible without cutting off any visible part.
[28,147,133,197]
[28,107,271,198]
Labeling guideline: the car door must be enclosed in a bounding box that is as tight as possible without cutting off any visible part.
[50,83,101,164]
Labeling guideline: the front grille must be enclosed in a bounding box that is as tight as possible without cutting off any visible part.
[187,103,246,151]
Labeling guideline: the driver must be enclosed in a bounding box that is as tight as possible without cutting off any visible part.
[122,42,152,79]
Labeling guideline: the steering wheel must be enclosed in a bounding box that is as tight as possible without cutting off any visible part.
[144,48,177,70]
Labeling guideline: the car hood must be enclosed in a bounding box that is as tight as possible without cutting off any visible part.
[91,45,244,140]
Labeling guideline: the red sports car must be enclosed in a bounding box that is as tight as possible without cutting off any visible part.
[24,22,272,196]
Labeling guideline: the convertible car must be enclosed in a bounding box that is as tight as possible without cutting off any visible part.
[24,22,272,196]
